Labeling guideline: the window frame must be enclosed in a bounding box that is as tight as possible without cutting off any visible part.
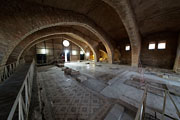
[72,50,77,55]
[148,42,156,50]
[125,45,131,51]
[158,41,166,50]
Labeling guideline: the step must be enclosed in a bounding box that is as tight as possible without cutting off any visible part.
[104,104,124,120]
[82,78,107,92]
[107,71,128,85]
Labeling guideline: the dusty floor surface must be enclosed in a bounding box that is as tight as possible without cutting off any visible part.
[37,61,180,120]
[37,66,118,120]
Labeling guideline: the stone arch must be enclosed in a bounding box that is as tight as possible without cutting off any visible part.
[7,27,101,64]
[20,34,99,62]
[1,9,114,65]
[99,50,108,62]
[102,0,142,66]
[22,35,87,56]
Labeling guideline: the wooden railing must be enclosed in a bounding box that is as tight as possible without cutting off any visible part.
[135,85,180,120]
[7,59,35,120]
[0,59,25,83]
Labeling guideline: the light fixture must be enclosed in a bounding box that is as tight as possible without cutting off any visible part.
[63,40,70,47]
[72,50,77,55]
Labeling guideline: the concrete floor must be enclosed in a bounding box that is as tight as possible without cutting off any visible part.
[37,61,180,120]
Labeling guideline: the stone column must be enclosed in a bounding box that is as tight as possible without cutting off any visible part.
[102,0,141,67]
[131,44,141,67]
[173,33,180,72]
[94,48,100,62]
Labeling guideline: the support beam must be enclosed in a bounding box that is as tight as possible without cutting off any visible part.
[7,27,112,64]
[173,33,180,72]
[103,0,141,66]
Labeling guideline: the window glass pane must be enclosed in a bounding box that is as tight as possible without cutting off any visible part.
[37,49,48,54]
[125,45,130,51]
[148,43,155,50]
[158,43,166,49]
[72,50,77,55]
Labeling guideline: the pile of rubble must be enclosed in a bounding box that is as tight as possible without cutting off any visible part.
[63,67,88,82]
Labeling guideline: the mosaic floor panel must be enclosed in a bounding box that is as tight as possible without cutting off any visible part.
[37,67,111,120]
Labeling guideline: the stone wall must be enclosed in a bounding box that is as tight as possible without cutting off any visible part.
[24,47,36,63]
[70,44,80,61]
[0,0,114,65]
[117,39,131,65]
[24,39,85,63]
[140,32,178,69]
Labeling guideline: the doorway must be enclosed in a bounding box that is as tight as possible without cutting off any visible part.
[67,52,70,61]
[80,54,85,60]
[36,54,47,64]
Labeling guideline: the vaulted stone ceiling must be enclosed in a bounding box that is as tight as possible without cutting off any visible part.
[0,0,180,68]
[28,0,180,37]
[0,0,115,64]
[131,0,180,36]
[26,0,128,41]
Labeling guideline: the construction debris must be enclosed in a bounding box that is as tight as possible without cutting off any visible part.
[76,75,87,82]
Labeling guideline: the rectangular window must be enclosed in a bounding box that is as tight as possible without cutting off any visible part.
[125,45,130,51]
[72,50,77,55]
[80,51,84,55]
[148,43,155,50]
[158,42,166,49]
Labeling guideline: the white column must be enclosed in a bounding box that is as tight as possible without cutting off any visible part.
[64,50,69,62]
